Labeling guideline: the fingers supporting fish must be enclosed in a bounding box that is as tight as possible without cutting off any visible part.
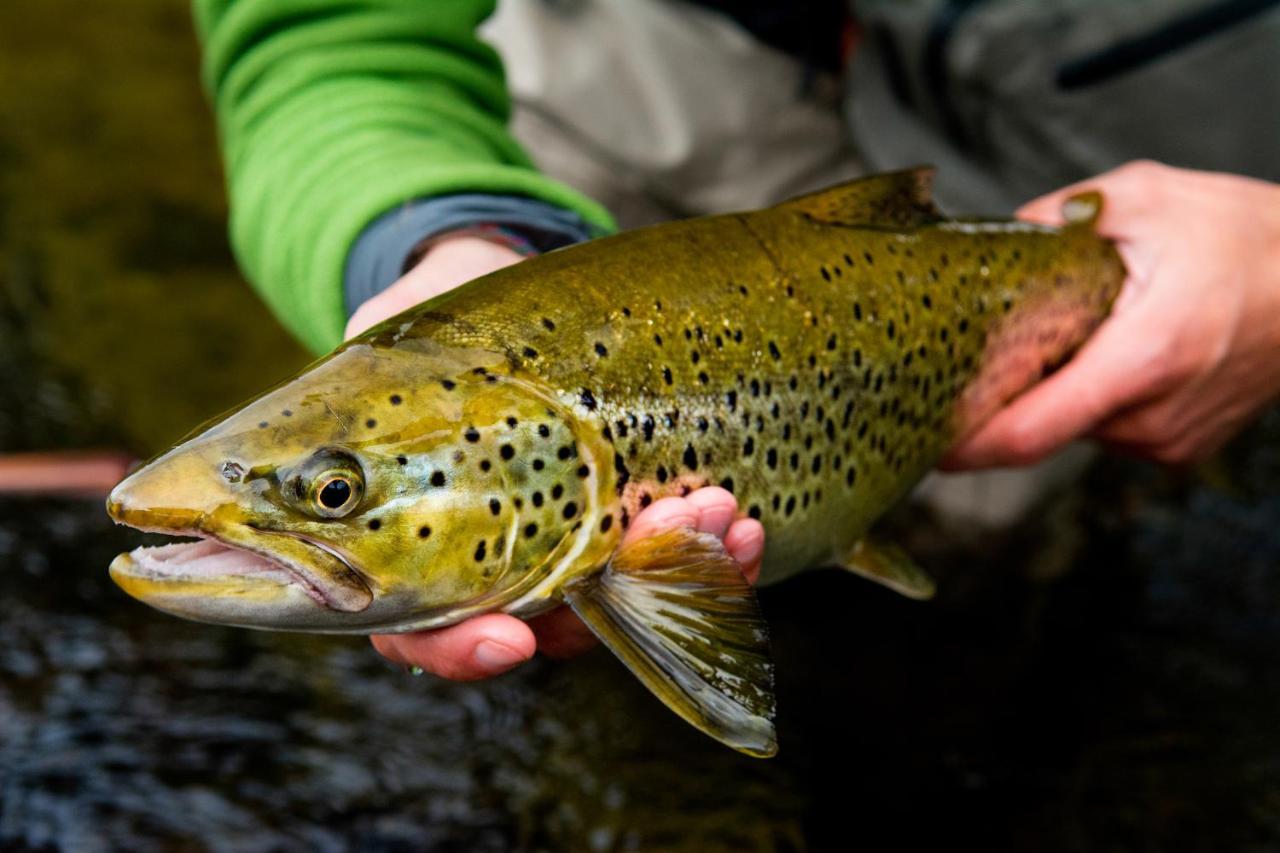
[370,614,536,680]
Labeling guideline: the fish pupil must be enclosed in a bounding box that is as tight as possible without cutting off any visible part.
[319,479,351,509]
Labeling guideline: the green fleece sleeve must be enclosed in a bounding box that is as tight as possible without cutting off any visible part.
[193,0,616,354]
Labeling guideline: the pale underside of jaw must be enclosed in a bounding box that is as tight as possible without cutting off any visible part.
[122,537,326,605]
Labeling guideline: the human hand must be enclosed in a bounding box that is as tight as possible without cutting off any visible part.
[348,234,766,680]
[346,235,528,335]
[944,161,1280,469]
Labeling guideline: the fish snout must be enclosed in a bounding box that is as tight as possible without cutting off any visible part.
[105,451,228,532]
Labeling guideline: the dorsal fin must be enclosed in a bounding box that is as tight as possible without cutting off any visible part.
[778,167,941,228]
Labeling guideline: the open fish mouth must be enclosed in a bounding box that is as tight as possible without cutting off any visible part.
[108,523,376,629]
[112,535,323,603]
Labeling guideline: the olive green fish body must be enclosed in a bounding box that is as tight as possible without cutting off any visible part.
[106,169,1124,756]
[372,175,1122,590]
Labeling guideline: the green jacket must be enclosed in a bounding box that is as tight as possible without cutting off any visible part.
[194,0,615,354]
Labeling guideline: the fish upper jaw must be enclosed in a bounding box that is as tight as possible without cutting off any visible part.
[106,465,376,625]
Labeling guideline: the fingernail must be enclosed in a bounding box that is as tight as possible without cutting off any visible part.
[473,640,527,671]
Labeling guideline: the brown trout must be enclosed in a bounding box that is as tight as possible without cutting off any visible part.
[106,169,1124,757]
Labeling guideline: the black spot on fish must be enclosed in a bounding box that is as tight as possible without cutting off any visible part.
[600,515,613,533]
[698,371,709,384]
[258,421,268,429]
[282,409,292,417]
[441,379,456,391]
[506,417,518,428]
[691,351,701,365]
[430,471,446,487]
[580,389,598,410]
[726,390,738,411]
[768,341,781,360]
[748,505,762,520]
[532,491,544,507]
[595,342,608,357]
[500,444,515,461]
[396,455,408,466]
[464,427,480,443]
[743,436,755,457]
[542,317,556,331]
[785,496,796,516]
[390,394,402,405]
[697,417,709,433]
[558,445,573,460]
[367,519,381,531]
[656,465,668,483]
[480,459,492,472]
[846,467,857,486]
[639,493,652,509]
[551,484,564,500]
[524,523,538,538]
[720,477,735,493]
[418,525,431,538]
[662,367,673,385]
[489,498,501,516]
[474,540,487,562]
[523,346,538,359]
[683,444,698,470]
[820,266,831,282]
[654,333,663,346]
[642,416,655,441]
[767,448,778,469]
[576,464,589,478]
[563,502,577,520]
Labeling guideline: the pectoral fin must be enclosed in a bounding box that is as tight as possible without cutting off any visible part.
[563,527,777,758]
[840,538,936,600]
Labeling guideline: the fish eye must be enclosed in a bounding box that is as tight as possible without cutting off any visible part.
[295,450,364,519]
[317,476,353,510]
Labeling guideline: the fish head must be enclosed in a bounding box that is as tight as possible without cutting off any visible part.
[107,336,612,633]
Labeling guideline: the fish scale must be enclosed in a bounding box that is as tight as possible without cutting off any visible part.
[106,169,1125,756]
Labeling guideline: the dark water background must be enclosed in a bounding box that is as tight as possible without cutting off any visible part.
[3,3,1280,850]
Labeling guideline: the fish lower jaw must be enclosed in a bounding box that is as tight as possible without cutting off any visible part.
[109,534,329,607]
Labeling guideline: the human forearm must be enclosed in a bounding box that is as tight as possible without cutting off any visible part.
[193,0,615,353]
